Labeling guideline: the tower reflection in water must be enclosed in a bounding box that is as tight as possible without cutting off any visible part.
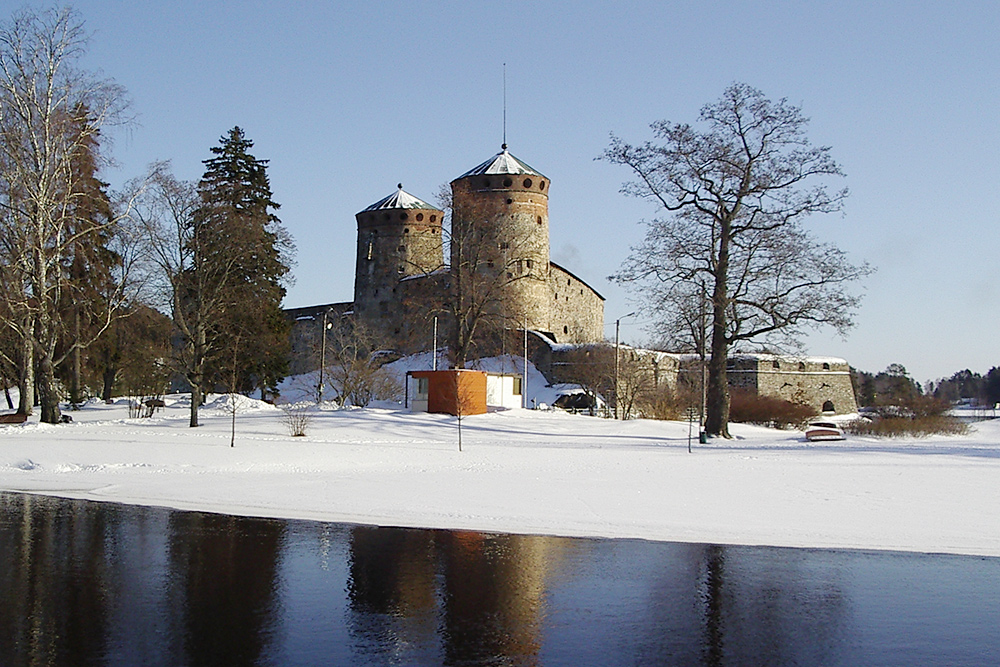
[347,526,566,666]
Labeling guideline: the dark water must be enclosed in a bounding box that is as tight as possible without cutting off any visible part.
[1,493,997,666]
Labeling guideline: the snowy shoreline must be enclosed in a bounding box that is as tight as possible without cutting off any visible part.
[2,396,999,558]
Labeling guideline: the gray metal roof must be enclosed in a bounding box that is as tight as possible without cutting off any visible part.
[361,185,440,213]
[456,145,546,180]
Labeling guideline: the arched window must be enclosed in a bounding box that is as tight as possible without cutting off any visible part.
[822,400,835,413]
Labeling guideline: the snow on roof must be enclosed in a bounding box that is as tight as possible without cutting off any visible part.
[455,145,546,180]
[729,353,850,365]
[360,185,440,213]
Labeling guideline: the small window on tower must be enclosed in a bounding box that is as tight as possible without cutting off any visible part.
[430,215,437,222]
[503,178,513,187]
[415,213,423,221]
[400,212,408,221]
[537,216,543,225]
[539,181,546,190]
[523,178,532,188]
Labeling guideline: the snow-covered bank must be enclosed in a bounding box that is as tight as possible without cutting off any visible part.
[2,396,999,557]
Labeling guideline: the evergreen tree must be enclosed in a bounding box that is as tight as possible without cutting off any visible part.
[193,127,292,401]
[57,113,119,405]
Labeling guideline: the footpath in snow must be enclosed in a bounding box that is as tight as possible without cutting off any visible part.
[1,395,999,558]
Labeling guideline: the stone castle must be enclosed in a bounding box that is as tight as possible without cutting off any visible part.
[287,144,606,357]
[288,144,857,414]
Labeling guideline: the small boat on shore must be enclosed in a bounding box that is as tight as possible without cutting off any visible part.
[805,421,845,441]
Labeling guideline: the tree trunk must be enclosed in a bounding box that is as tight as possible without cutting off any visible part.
[102,366,116,403]
[704,221,732,438]
[189,380,202,428]
[37,354,62,424]
[17,335,34,416]
[704,343,730,437]
[70,307,83,405]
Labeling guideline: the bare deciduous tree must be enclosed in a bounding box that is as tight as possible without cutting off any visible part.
[319,317,401,407]
[604,83,872,437]
[134,164,223,427]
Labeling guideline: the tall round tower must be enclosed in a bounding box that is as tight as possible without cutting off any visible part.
[450,145,551,333]
[353,185,444,326]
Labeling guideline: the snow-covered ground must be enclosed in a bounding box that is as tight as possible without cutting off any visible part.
[1,393,999,558]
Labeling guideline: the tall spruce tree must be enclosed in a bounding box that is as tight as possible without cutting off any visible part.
[58,115,119,405]
[194,127,292,404]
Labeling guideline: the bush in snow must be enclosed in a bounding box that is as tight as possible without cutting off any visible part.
[846,395,967,437]
[281,404,313,437]
[729,391,816,429]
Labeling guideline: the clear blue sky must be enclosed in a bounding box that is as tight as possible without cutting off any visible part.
[26,1,999,384]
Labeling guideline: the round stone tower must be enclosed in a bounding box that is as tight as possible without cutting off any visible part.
[449,145,551,333]
[353,185,444,326]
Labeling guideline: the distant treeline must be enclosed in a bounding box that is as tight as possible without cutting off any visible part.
[852,364,1000,407]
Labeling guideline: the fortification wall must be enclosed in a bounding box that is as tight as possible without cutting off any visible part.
[727,355,857,414]
[548,263,605,343]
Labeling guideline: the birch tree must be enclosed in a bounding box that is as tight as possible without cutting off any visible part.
[0,7,133,422]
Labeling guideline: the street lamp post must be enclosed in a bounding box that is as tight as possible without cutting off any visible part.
[317,310,333,403]
[614,312,636,420]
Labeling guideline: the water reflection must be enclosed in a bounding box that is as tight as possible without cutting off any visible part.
[167,512,284,667]
[0,492,997,666]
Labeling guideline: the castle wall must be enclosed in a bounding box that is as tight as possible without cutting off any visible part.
[726,355,857,414]
[548,263,605,343]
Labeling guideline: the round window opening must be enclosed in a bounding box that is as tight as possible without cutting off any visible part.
[507,198,513,204]
[399,212,408,221]
[503,178,513,187]
[483,179,491,188]
[415,213,424,221]
[430,215,437,222]
[539,181,546,190]
[523,178,532,188]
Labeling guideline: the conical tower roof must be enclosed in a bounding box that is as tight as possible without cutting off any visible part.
[360,184,440,213]
[455,144,546,180]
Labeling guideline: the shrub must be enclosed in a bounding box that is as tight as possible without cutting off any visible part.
[729,391,816,429]
[846,395,968,437]
[844,415,968,438]
[639,384,700,421]
[281,404,313,437]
